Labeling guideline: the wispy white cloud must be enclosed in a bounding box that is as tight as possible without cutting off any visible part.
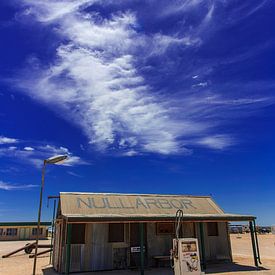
[13,0,273,155]
[0,142,87,168]
[0,180,37,191]
[16,5,190,155]
[20,0,95,22]
[24,146,34,151]
[192,82,208,88]
[0,136,18,144]
[196,135,235,150]
[67,171,83,178]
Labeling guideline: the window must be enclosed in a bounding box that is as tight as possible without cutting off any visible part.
[207,222,219,236]
[71,224,86,244]
[6,228,17,236]
[109,223,124,243]
[156,223,174,235]
[0,228,3,236]
[32,228,43,235]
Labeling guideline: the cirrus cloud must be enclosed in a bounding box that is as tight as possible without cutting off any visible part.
[0,136,18,144]
[13,0,272,155]
[0,180,37,191]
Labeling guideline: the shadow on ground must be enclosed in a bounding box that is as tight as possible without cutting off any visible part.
[42,267,173,275]
[205,262,269,274]
[42,263,269,275]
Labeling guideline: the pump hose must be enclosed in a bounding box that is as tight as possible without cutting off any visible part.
[175,209,183,240]
[171,209,184,269]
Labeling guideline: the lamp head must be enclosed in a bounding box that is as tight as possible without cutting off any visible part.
[45,155,68,164]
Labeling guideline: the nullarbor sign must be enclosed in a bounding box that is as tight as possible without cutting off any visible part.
[76,196,197,210]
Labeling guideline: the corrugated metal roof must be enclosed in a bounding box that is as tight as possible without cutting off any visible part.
[60,192,255,221]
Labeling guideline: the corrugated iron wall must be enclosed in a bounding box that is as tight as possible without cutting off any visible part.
[55,221,232,273]
[201,222,232,262]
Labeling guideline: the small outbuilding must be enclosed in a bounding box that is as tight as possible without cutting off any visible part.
[0,222,50,241]
[53,192,261,274]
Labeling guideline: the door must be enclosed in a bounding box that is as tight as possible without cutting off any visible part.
[129,223,147,267]
[19,228,25,240]
[25,228,31,240]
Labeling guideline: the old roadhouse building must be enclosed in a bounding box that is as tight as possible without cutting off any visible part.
[53,192,261,274]
[0,222,50,241]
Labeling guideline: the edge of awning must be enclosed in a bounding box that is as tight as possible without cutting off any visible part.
[62,213,256,223]
[0,222,51,227]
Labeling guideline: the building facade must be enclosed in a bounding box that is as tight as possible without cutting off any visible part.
[53,192,260,274]
[0,222,51,241]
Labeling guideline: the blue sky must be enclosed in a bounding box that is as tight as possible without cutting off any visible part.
[0,0,274,225]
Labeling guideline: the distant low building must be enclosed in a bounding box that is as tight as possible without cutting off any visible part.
[0,222,51,241]
[229,224,250,234]
[256,226,271,234]
[229,225,243,234]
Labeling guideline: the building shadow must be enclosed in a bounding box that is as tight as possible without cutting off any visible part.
[42,267,58,275]
[205,262,269,274]
[42,264,269,275]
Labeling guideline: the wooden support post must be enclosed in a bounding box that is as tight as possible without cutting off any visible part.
[199,223,206,270]
[49,199,57,265]
[139,223,144,275]
[249,221,258,267]
[65,224,72,275]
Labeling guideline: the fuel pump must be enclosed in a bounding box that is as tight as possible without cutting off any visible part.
[170,210,202,275]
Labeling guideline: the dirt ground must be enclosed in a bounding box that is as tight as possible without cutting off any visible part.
[0,239,51,275]
[0,234,275,275]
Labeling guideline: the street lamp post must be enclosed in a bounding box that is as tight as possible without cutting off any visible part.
[47,195,60,265]
[32,155,68,275]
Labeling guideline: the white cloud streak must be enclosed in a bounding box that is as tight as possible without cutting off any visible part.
[0,136,18,144]
[196,135,235,150]
[14,0,272,155]
[17,4,191,155]
[0,180,37,191]
[0,143,87,168]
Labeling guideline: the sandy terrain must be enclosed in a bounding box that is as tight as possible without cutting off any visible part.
[231,233,275,262]
[0,239,51,275]
[0,234,275,275]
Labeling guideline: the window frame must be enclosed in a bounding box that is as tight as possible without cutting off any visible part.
[71,223,86,244]
[156,222,175,235]
[6,228,18,236]
[32,228,43,235]
[207,222,219,236]
[108,223,125,243]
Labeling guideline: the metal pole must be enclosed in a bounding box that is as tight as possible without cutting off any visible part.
[249,221,258,267]
[49,199,57,265]
[32,161,46,275]
[253,219,262,264]
[199,223,206,270]
[65,223,72,275]
[139,223,144,275]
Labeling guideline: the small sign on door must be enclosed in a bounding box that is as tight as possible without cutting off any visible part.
[131,246,146,253]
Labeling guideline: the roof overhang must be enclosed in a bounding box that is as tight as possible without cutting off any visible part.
[0,222,51,227]
[64,214,255,223]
